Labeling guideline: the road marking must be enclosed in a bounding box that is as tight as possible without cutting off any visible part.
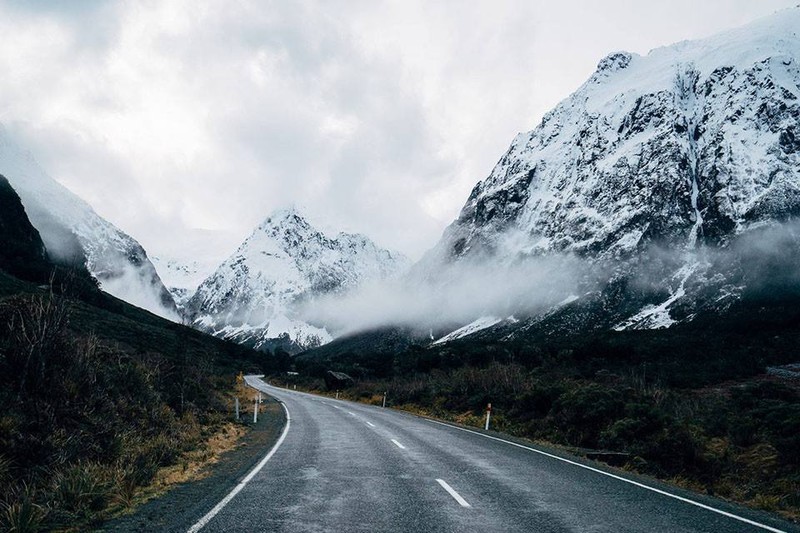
[187,398,291,533]
[427,420,786,533]
[347,411,356,416]
[365,421,376,427]
[390,439,406,449]
[436,479,471,508]
[263,381,787,532]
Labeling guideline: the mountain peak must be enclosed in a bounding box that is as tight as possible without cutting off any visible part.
[258,206,314,238]
[263,205,307,224]
[595,51,633,74]
[187,208,410,353]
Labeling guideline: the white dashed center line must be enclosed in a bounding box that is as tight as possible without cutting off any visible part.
[390,439,406,449]
[436,479,471,508]
[365,421,375,427]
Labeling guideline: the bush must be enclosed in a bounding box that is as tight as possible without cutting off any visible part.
[511,383,565,421]
[549,383,624,446]
[0,499,46,533]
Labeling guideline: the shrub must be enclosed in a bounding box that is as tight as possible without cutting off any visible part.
[0,500,46,533]
[549,383,624,446]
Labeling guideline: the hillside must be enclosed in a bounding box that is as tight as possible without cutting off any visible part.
[411,6,800,340]
[0,180,283,531]
[0,126,178,320]
[0,174,50,283]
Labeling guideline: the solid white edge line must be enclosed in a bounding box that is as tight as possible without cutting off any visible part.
[436,479,471,508]
[427,420,785,533]
[390,439,406,449]
[186,400,291,533]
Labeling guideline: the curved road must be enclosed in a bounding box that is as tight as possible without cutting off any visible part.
[187,376,798,533]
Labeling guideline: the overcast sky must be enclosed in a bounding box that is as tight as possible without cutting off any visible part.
[0,0,796,261]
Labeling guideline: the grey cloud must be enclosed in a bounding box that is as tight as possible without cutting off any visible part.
[0,0,797,263]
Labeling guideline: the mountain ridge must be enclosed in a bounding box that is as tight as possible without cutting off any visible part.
[425,6,800,265]
[0,126,179,320]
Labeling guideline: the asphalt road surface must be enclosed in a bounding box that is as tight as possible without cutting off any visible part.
[187,376,799,533]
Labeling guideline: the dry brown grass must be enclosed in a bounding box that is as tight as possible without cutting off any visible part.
[123,422,246,510]
[163,424,245,485]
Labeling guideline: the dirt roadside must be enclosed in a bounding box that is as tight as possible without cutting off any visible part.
[96,397,285,533]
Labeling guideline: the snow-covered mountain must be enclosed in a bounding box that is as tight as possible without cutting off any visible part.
[186,207,410,353]
[150,256,219,310]
[421,7,800,341]
[0,126,178,320]
[150,228,240,311]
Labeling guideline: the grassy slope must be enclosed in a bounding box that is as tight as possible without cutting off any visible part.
[0,269,284,532]
[0,270,269,371]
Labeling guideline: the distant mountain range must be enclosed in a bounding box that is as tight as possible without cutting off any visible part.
[0,126,407,351]
[3,7,799,357]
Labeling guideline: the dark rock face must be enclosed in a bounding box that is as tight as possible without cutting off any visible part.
[0,175,50,281]
[324,371,354,391]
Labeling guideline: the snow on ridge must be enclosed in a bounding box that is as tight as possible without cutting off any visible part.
[613,263,699,331]
[418,6,800,336]
[432,316,503,345]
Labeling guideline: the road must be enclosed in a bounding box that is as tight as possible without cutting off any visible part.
[187,376,798,533]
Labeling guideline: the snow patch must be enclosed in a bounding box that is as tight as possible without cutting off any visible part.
[432,316,503,345]
[613,263,698,331]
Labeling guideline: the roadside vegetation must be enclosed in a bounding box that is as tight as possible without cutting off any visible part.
[0,276,284,532]
[0,176,289,531]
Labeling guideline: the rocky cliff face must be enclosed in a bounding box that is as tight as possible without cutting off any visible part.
[420,7,800,339]
[428,9,800,265]
[0,174,50,281]
[187,208,410,353]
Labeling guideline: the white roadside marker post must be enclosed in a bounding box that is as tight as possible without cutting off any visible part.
[336,390,340,399]
[235,397,240,421]
[253,395,258,424]
[485,403,492,431]
[382,392,387,408]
